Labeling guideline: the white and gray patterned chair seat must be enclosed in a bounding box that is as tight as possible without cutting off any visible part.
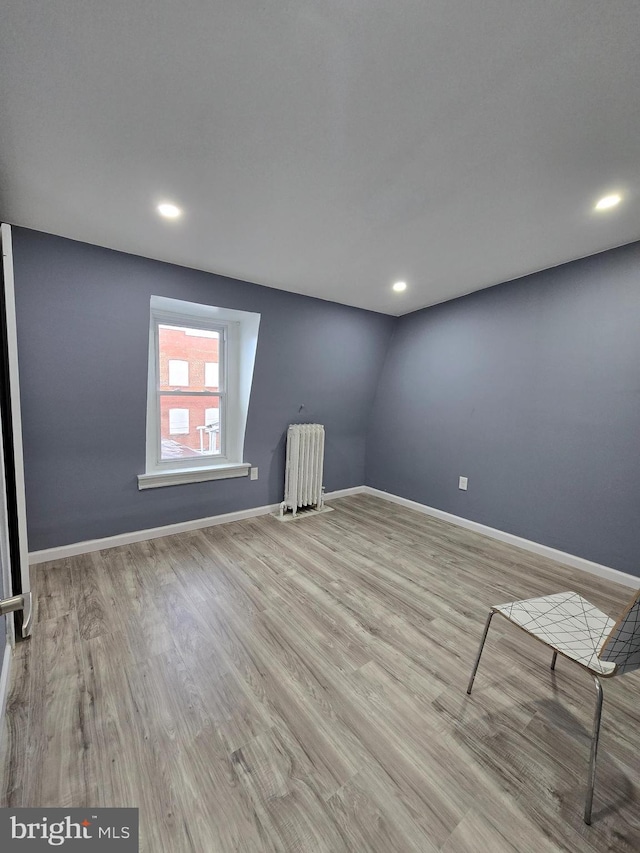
[468,584,640,824]
[493,591,616,675]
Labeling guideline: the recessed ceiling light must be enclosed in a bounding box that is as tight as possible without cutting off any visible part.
[393,281,407,292]
[157,202,182,219]
[594,194,622,211]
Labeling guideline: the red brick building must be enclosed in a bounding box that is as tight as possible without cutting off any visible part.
[158,325,221,459]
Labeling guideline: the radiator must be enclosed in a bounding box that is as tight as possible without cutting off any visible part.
[280,424,325,517]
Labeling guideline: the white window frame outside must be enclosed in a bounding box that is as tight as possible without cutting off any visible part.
[204,361,219,389]
[139,296,260,490]
[168,359,189,387]
[168,408,190,435]
[204,406,219,427]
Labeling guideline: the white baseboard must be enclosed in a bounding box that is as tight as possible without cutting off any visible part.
[27,488,362,564]
[28,504,282,564]
[363,487,639,590]
[0,643,12,747]
[27,484,640,591]
[320,486,365,500]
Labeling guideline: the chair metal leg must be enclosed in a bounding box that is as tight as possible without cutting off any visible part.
[584,676,604,825]
[551,650,558,670]
[466,610,494,695]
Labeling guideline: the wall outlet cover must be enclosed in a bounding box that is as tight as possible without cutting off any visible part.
[459,476,468,491]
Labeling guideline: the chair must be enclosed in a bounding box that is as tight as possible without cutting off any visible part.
[466,588,640,824]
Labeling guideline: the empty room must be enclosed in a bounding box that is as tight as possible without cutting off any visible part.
[0,3,639,852]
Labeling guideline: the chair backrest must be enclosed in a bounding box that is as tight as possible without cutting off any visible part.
[599,588,640,675]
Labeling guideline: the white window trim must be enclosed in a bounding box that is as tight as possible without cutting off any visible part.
[139,296,260,489]
[138,462,250,490]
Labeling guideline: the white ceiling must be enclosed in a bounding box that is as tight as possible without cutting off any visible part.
[1,2,639,316]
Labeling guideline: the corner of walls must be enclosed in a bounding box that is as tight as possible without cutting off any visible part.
[364,240,640,579]
[363,313,400,479]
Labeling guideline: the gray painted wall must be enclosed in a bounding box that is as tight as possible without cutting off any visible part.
[12,228,394,551]
[366,240,640,577]
[11,226,640,577]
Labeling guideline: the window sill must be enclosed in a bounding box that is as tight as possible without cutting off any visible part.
[137,462,250,490]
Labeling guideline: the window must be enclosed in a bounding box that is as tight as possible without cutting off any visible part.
[139,296,261,489]
[159,325,222,458]
[169,408,189,435]
[168,359,189,387]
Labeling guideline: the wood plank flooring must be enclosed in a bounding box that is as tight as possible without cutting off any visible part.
[1,494,639,851]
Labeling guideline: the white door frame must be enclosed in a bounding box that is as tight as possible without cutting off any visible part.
[1,223,32,636]
[0,390,15,648]
[0,386,14,743]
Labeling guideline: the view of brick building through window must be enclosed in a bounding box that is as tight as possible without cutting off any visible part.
[158,325,222,461]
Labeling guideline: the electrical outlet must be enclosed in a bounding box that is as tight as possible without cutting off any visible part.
[458,476,468,491]
[250,467,258,480]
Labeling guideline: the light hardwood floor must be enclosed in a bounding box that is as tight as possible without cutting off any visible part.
[1,494,639,851]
